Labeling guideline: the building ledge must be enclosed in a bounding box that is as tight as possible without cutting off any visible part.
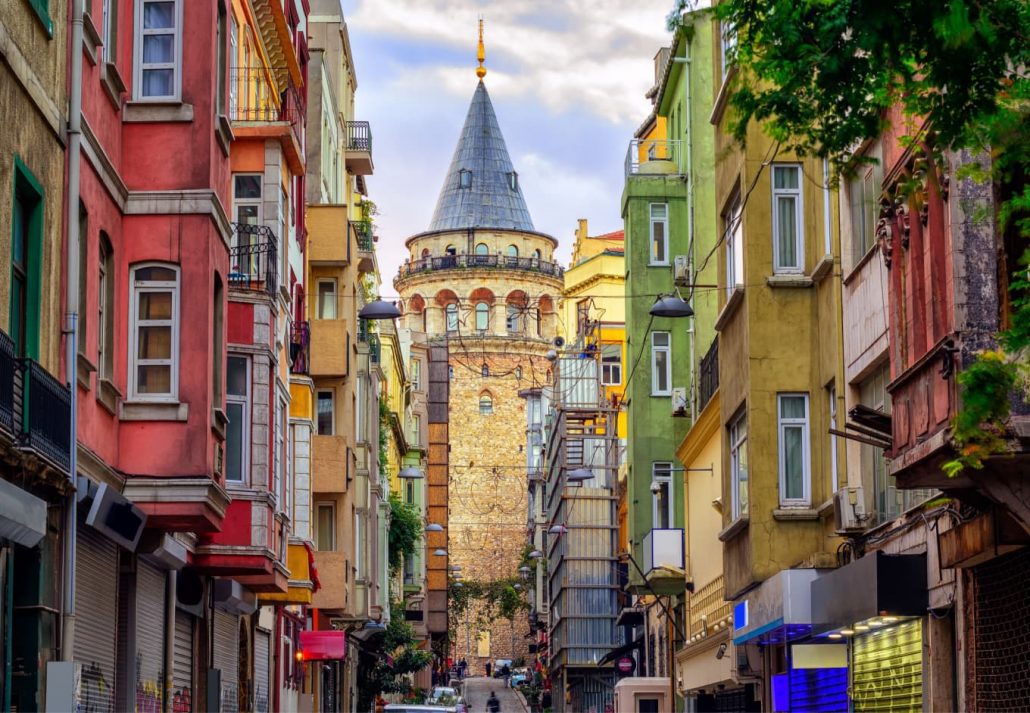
[122,475,230,533]
[766,273,813,289]
[714,287,745,332]
[123,100,194,123]
[100,61,126,110]
[120,400,188,421]
[718,516,748,542]
[772,507,820,521]
[811,255,834,283]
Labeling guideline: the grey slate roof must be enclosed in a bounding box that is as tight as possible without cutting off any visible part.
[428,81,535,232]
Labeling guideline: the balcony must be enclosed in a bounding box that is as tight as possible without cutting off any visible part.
[308,205,349,265]
[230,67,305,174]
[345,121,374,175]
[641,528,685,595]
[354,220,375,274]
[309,319,349,377]
[698,340,719,411]
[396,253,564,281]
[358,322,380,364]
[0,330,72,473]
[624,139,686,178]
[290,321,310,375]
[229,223,278,296]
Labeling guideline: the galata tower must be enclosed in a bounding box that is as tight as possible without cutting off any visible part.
[393,29,562,669]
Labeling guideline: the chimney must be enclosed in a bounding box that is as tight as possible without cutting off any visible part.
[577,219,588,242]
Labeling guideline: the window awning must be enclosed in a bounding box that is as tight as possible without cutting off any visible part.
[0,479,47,547]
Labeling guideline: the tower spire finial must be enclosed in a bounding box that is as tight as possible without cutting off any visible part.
[476,17,487,80]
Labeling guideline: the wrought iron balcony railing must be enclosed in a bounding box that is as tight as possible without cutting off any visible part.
[624,138,686,178]
[346,121,372,152]
[0,330,72,473]
[230,67,305,150]
[229,223,278,295]
[357,321,381,364]
[290,321,310,375]
[353,220,374,251]
[397,253,564,279]
[698,339,719,411]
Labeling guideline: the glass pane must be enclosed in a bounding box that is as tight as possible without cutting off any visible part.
[447,306,458,330]
[137,364,171,393]
[141,69,174,97]
[783,426,804,499]
[227,356,247,396]
[777,196,797,267]
[652,221,666,261]
[138,291,172,320]
[476,304,488,330]
[507,245,518,256]
[653,332,669,347]
[234,175,262,199]
[654,351,668,391]
[317,507,334,550]
[737,443,749,515]
[144,1,175,28]
[225,402,244,481]
[135,266,176,283]
[475,243,488,255]
[137,326,171,359]
[656,484,669,528]
[318,283,337,319]
[143,34,173,63]
[236,204,259,227]
[780,395,806,419]
[774,166,799,189]
[317,394,333,435]
[651,204,667,219]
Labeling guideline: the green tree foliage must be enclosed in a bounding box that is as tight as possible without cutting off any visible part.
[388,494,422,573]
[357,604,433,711]
[669,0,1029,475]
[446,576,529,641]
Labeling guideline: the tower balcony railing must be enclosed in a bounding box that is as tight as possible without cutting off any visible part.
[397,253,564,279]
[229,223,278,296]
[624,139,686,178]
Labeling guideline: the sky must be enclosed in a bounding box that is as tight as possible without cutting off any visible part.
[339,0,677,296]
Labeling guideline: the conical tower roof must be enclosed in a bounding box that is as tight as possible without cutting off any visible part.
[428,81,535,232]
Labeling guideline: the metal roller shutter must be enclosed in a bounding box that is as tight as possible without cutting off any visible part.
[136,559,167,709]
[213,608,239,713]
[254,629,271,713]
[75,525,119,713]
[852,619,922,712]
[173,610,194,712]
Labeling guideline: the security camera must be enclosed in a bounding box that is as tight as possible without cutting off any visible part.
[554,336,565,348]
[650,481,662,494]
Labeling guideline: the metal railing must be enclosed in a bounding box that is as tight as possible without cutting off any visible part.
[14,357,71,472]
[698,339,719,410]
[229,223,278,295]
[0,329,15,436]
[624,138,686,178]
[229,67,305,149]
[346,121,372,152]
[357,321,381,364]
[353,220,374,251]
[397,253,564,279]
[290,321,310,375]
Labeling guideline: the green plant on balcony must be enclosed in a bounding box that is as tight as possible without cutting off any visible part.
[388,493,422,575]
[356,602,433,711]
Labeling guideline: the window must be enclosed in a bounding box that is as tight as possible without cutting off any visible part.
[216,2,226,114]
[828,385,839,493]
[533,249,542,261]
[10,158,44,359]
[528,398,542,425]
[102,0,118,64]
[317,391,334,436]
[474,242,489,256]
[458,169,472,189]
[77,204,89,363]
[514,366,522,380]
[448,365,454,380]
[847,145,884,268]
[233,174,262,225]
[720,20,737,78]
[506,304,521,333]
[481,363,489,377]
[652,462,673,529]
[225,356,249,482]
[479,393,493,415]
[129,263,180,400]
[649,203,668,265]
[97,234,114,379]
[445,244,457,256]
[405,478,414,504]
[724,192,743,295]
[650,332,671,396]
[411,358,422,391]
[276,393,288,507]
[316,503,335,551]
[410,414,420,445]
[729,411,748,518]
[228,15,237,114]
[506,244,518,257]
[772,165,804,273]
[316,279,337,319]
[212,274,224,408]
[507,172,518,191]
[134,0,182,100]
[777,394,811,505]
[354,510,364,579]
[475,302,489,331]
[446,304,458,332]
[601,344,622,385]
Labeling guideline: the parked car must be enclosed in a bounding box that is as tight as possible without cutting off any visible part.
[428,687,459,705]
[492,658,513,677]
[509,667,529,687]
[385,705,458,713]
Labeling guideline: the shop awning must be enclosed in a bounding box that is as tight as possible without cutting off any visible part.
[732,569,826,646]
[299,630,347,660]
[0,479,47,547]
[811,551,927,632]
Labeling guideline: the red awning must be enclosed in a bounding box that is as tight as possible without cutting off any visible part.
[299,630,347,660]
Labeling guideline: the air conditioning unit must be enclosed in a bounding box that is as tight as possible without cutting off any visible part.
[672,387,688,417]
[673,255,690,286]
[833,486,867,533]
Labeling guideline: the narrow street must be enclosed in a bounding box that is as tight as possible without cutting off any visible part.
[462,677,524,713]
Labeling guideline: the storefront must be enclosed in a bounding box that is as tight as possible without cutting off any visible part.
[811,551,928,712]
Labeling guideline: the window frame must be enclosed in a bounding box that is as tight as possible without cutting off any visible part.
[650,331,671,396]
[771,164,805,274]
[479,393,493,415]
[224,354,250,483]
[651,462,674,530]
[724,191,743,296]
[133,0,184,101]
[409,413,421,446]
[128,262,181,402]
[777,393,812,506]
[828,385,839,493]
[475,302,489,332]
[458,169,472,189]
[649,203,669,266]
[506,304,521,334]
[730,411,748,519]
[316,390,335,436]
[601,343,622,386]
[316,278,337,320]
[445,303,458,332]
[97,234,115,380]
[315,502,336,551]
[410,358,422,391]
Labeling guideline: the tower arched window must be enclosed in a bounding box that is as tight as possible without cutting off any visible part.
[506,245,518,257]
[515,366,523,380]
[475,302,489,331]
[421,248,430,258]
[458,169,472,189]
[475,243,489,256]
[533,249,542,260]
[507,304,522,334]
[479,393,494,415]
[445,245,457,256]
[481,363,489,377]
[446,303,458,332]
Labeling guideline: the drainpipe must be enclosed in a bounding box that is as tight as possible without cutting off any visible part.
[61,0,85,663]
[163,571,176,713]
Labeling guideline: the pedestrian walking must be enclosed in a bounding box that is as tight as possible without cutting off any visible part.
[485,661,492,678]
[486,690,501,713]
[459,657,468,679]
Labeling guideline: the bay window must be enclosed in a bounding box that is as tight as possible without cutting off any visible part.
[225,355,249,483]
[652,462,673,529]
[651,332,671,396]
[772,165,804,273]
[777,393,811,505]
[129,263,179,400]
[134,0,182,100]
[730,411,748,519]
[649,203,668,265]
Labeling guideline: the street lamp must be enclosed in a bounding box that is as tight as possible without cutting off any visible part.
[425,523,444,532]
[432,548,448,556]
[449,565,462,572]
[398,466,425,479]
[518,565,531,580]
[548,524,568,535]
[649,293,694,318]
[358,299,401,320]
[528,550,543,560]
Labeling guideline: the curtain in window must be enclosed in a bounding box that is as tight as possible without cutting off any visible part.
[780,396,806,500]
[137,292,172,393]
[141,2,175,97]
[777,195,798,267]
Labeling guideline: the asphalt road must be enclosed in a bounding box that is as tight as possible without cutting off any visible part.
[463,676,523,713]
